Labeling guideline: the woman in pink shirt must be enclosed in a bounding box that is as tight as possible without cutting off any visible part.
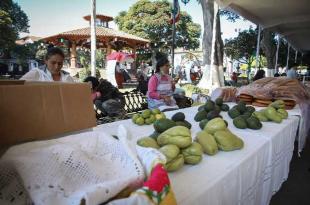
[147,57,177,109]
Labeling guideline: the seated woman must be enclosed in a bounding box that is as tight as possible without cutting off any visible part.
[253,70,265,81]
[147,56,178,110]
[21,47,75,82]
[83,76,101,102]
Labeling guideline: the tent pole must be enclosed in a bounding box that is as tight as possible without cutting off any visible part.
[286,44,290,70]
[171,0,176,77]
[255,25,261,70]
[274,35,280,72]
[294,50,298,63]
[90,0,97,77]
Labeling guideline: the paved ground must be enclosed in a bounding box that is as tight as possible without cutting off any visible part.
[270,139,310,205]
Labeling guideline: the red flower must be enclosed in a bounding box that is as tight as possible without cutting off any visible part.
[143,164,170,193]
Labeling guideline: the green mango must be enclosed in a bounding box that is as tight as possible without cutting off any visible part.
[157,126,192,148]
[181,142,203,165]
[277,109,288,119]
[137,137,160,149]
[214,130,244,151]
[159,144,180,163]
[195,130,218,155]
[165,154,184,172]
[252,111,269,122]
[264,107,282,123]
[204,117,227,134]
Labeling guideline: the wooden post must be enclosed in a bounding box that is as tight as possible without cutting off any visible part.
[70,41,77,68]
[106,41,112,55]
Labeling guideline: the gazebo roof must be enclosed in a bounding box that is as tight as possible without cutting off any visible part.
[41,27,149,48]
[83,14,113,22]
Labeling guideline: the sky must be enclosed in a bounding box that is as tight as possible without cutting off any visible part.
[16,0,254,41]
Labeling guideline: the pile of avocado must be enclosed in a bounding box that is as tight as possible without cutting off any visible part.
[195,98,230,124]
[228,101,263,130]
[132,108,166,126]
[252,100,288,123]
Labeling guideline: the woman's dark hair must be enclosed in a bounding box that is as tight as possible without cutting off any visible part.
[84,76,99,89]
[274,73,280,77]
[281,73,287,76]
[155,57,169,73]
[45,47,65,60]
[253,70,265,81]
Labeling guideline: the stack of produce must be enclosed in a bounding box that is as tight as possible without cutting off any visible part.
[236,93,253,104]
[138,126,203,172]
[252,100,288,123]
[195,98,230,122]
[252,97,273,107]
[132,109,166,126]
[274,99,296,110]
[196,118,244,155]
[228,101,262,130]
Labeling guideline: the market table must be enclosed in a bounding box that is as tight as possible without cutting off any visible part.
[94,103,299,205]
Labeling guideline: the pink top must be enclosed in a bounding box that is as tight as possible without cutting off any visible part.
[91,91,101,102]
[148,74,174,99]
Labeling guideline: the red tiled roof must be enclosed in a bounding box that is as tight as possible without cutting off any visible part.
[83,14,113,22]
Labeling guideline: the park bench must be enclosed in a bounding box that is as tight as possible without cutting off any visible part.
[96,90,193,125]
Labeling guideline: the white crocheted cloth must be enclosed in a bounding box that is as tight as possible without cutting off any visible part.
[0,125,146,205]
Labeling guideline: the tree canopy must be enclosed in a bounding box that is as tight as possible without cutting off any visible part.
[0,0,29,50]
[115,0,201,52]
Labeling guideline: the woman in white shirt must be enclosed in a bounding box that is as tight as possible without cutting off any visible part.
[21,47,75,82]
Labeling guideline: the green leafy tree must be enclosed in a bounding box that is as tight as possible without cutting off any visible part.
[115,0,201,64]
[0,0,29,50]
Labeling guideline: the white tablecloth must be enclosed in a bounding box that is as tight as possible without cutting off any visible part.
[94,103,299,205]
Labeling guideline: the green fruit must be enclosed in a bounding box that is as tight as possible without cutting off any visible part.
[165,154,184,172]
[175,120,192,129]
[246,106,256,113]
[206,110,220,120]
[277,109,288,119]
[181,142,203,165]
[246,116,263,129]
[136,117,145,125]
[194,110,208,122]
[215,97,223,106]
[132,114,140,123]
[214,105,222,113]
[149,115,156,123]
[149,131,161,140]
[240,111,252,119]
[199,119,209,130]
[233,116,247,129]
[264,107,283,123]
[228,108,240,119]
[153,118,176,133]
[159,144,180,162]
[221,104,230,111]
[157,126,192,148]
[137,137,159,149]
[252,111,269,122]
[204,101,215,112]
[224,120,228,127]
[204,117,227,134]
[196,130,218,155]
[152,108,161,114]
[214,130,244,151]
[145,118,153,125]
[171,112,186,122]
[198,105,205,111]
[142,109,152,118]
[270,100,285,109]
[236,103,247,114]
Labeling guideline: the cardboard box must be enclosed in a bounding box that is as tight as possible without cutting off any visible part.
[0,81,97,150]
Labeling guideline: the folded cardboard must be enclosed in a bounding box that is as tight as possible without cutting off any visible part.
[0,81,97,150]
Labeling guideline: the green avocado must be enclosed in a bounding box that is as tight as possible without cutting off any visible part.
[199,119,209,130]
[228,108,241,119]
[236,103,247,114]
[204,101,215,112]
[246,116,262,129]
[214,105,222,113]
[233,116,247,129]
[206,110,220,120]
[153,118,176,133]
[221,104,230,111]
[246,106,256,113]
[149,131,161,140]
[175,120,192,129]
[194,110,208,122]
[215,97,223,106]
[171,112,186,122]
[198,105,205,111]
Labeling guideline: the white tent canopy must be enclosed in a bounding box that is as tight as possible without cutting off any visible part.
[217,0,310,52]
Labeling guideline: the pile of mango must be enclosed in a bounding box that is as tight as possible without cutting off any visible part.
[252,100,288,123]
[228,101,262,130]
[132,109,166,126]
[137,117,244,172]
[194,98,230,122]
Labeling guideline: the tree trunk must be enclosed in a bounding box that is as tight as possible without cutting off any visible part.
[198,0,224,90]
[261,28,276,77]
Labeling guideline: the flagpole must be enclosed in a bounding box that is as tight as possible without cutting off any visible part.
[90,0,96,77]
[171,0,176,77]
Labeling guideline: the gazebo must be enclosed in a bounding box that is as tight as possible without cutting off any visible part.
[41,14,149,68]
